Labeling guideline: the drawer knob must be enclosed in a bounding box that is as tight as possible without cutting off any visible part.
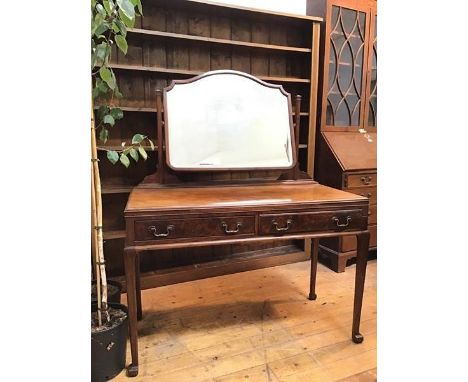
[360,192,372,198]
[332,216,351,228]
[272,219,293,232]
[221,221,242,234]
[360,176,372,185]
[148,224,175,238]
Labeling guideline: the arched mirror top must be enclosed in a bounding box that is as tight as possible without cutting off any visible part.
[163,70,296,171]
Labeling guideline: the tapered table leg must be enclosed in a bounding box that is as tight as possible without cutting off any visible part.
[135,252,142,321]
[308,238,319,300]
[124,247,139,377]
[352,231,370,344]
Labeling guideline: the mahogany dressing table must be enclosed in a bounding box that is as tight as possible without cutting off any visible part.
[123,70,370,377]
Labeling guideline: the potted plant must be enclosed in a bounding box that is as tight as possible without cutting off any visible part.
[91,0,152,380]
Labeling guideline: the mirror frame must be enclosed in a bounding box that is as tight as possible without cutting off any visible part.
[162,70,297,172]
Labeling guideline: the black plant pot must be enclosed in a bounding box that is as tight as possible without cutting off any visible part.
[92,280,122,304]
[91,303,128,382]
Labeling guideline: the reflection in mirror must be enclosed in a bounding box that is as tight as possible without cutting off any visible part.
[165,71,294,170]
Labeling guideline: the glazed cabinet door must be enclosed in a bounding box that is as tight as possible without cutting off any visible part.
[364,6,377,129]
[321,0,371,131]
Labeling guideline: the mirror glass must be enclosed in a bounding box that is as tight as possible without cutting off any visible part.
[165,71,294,170]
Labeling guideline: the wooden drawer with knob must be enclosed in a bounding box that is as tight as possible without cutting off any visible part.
[134,215,256,243]
[258,209,367,236]
[345,186,377,206]
[344,172,377,188]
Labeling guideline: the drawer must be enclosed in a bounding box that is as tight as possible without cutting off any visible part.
[341,224,377,252]
[258,209,367,236]
[346,186,377,206]
[368,204,377,225]
[345,172,377,188]
[134,215,256,242]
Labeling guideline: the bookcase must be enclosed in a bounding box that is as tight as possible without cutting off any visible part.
[97,0,322,288]
[307,0,377,272]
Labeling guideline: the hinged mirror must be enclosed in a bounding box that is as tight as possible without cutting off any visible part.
[163,70,297,171]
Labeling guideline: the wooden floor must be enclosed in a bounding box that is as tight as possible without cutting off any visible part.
[115,259,377,382]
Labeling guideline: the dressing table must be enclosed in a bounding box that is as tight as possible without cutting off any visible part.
[123,70,370,377]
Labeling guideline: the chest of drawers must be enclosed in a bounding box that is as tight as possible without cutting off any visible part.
[315,132,377,272]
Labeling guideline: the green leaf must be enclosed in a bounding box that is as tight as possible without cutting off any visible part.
[117,0,135,20]
[99,128,109,143]
[103,0,112,14]
[107,150,119,164]
[92,85,100,99]
[97,105,109,120]
[114,19,127,36]
[99,66,112,82]
[100,67,116,90]
[115,35,128,55]
[94,22,109,36]
[103,114,115,126]
[132,134,145,144]
[96,4,106,16]
[110,107,124,120]
[118,8,135,28]
[138,146,148,160]
[94,43,108,66]
[148,138,155,151]
[130,0,143,15]
[91,13,104,36]
[129,147,139,162]
[120,153,130,167]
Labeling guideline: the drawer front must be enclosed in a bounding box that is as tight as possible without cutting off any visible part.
[134,215,256,242]
[368,204,377,225]
[258,209,367,236]
[346,186,377,206]
[341,224,377,252]
[345,172,377,188]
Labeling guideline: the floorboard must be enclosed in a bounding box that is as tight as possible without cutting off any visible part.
[114,259,377,381]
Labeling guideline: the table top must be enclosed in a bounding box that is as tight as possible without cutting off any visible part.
[125,181,367,214]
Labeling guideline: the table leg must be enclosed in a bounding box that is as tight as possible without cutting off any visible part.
[352,231,370,344]
[124,247,139,377]
[135,252,142,321]
[308,238,319,300]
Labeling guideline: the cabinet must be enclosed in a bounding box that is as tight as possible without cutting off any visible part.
[97,0,322,288]
[307,0,377,272]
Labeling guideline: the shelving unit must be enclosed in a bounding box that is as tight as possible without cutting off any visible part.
[99,0,322,287]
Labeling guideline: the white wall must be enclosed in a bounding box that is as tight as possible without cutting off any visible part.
[212,0,306,15]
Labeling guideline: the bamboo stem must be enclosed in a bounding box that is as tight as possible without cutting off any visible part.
[91,100,109,324]
[91,162,102,326]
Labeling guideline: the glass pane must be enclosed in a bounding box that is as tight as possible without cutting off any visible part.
[367,15,377,127]
[326,7,366,127]
[166,72,294,170]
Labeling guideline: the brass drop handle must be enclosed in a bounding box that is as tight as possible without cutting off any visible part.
[360,176,372,185]
[148,224,175,237]
[332,216,351,228]
[272,219,293,232]
[360,192,372,198]
[221,222,242,234]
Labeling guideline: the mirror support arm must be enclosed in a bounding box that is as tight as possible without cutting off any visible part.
[293,95,302,180]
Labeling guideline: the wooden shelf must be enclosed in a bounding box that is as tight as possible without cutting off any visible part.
[108,63,311,84]
[128,28,311,53]
[113,244,308,290]
[185,0,323,22]
[103,230,126,240]
[102,184,134,194]
[97,138,157,152]
[94,104,310,116]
